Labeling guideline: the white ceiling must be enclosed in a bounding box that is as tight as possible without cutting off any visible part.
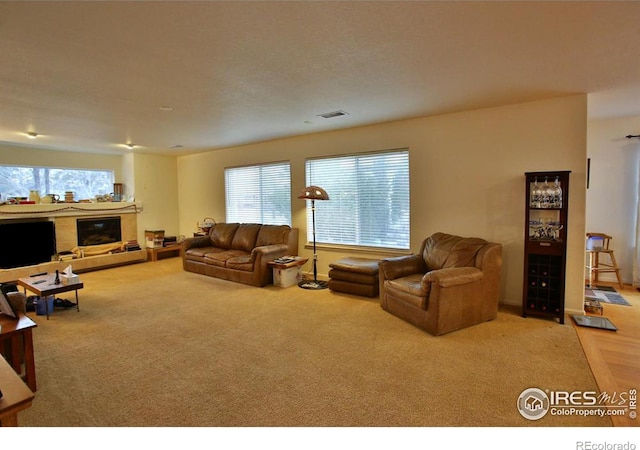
[1,1,640,157]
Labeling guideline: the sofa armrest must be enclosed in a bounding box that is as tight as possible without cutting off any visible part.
[379,255,425,281]
[252,244,291,264]
[423,267,483,288]
[182,235,210,251]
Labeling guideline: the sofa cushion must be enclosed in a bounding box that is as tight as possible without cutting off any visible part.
[204,249,247,267]
[210,223,240,249]
[185,246,223,262]
[231,223,261,252]
[226,254,255,271]
[255,225,291,247]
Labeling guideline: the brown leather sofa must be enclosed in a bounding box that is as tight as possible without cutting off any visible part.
[379,232,502,336]
[182,223,298,287]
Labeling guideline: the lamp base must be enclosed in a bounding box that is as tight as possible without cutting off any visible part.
[298,279,329,290]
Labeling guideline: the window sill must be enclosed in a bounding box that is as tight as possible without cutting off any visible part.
[303,242,410,257]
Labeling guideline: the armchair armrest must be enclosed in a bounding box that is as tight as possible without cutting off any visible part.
[379,255,426,281]
[423,267,483,288]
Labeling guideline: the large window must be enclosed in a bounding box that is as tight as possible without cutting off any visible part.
[305,149,410,250]
[0,165,114,201]
[225,162,291,225]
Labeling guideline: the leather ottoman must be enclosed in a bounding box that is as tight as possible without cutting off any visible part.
[328,257,379,298]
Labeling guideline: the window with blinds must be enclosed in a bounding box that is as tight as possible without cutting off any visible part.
[304,149,410,250]
[225,162,291,225]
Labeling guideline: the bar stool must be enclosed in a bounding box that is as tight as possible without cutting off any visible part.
[585,233,623,288]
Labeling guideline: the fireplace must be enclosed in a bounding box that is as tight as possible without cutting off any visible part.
[77,217,122,246]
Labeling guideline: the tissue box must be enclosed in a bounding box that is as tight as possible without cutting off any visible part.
[61,273,80,285]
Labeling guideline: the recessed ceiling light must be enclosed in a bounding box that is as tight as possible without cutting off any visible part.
[26,132,38,139]
[170,144,184,149]
[159,106,173,111]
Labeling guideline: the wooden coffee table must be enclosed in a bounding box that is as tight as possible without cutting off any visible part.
[17,273,83,320]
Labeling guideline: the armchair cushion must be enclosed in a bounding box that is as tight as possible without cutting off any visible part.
[387,273,430,307]
[423,232,487,270]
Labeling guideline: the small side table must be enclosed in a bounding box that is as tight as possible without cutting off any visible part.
[146,244,183,261]
[268,257,308,288]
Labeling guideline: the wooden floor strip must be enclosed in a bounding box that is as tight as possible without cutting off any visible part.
[573,282,640,427]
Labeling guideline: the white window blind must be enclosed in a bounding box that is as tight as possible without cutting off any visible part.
[225,162,291,225]
[305,149,410,249]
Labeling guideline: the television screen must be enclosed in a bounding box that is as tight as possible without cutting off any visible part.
[0,220,56,269]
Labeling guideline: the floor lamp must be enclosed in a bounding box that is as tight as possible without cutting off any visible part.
[298,185,329,289]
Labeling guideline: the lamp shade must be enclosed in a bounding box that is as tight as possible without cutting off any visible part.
[298,185,329,201]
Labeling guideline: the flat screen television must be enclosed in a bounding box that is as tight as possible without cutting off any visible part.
[0,220,56,269]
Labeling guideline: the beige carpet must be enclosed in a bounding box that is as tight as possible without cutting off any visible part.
[18,258,610,427]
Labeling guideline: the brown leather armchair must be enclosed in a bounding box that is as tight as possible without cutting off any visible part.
[379,232,502,336]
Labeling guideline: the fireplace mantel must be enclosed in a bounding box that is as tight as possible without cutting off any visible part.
[0,202,143,220]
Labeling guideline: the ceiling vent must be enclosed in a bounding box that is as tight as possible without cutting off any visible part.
[317,110,349,119]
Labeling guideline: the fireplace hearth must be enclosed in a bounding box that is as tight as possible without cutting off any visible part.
[77,217,122,246]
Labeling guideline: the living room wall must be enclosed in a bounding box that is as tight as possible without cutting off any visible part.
[586,114,640,285]
[177,95,588,313]
[130,152,180,243]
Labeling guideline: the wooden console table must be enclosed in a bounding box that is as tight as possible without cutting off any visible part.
[0,313,37,392]
[146,244,183,261]
[0,355,35,427]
